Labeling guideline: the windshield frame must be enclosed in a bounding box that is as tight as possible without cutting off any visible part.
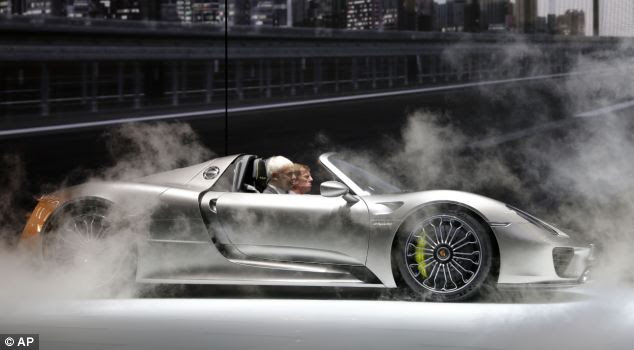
[318,152,378,196]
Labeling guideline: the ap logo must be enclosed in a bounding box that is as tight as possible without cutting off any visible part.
[2,336,35,348]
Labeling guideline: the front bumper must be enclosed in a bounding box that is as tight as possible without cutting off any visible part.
[492,223,593,284]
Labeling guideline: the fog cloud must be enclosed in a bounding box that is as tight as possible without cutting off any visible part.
[384,38,634,288]
[0,122,214,300]
[102,122,213,180]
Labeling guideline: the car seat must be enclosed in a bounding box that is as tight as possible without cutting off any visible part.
[252,158,268,193]
[232,155,256,192]
[232,155,267,193]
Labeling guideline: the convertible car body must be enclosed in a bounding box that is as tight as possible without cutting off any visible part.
[21,152,593,301]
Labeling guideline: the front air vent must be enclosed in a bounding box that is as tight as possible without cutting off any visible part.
[507,205,559,235]
[553,247,575,277]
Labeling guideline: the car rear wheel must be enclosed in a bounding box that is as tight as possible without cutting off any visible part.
[42,202,137,293]
[394,210,493,301]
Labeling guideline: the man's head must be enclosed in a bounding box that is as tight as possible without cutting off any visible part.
[266,156,295,191]
[290,164,313,194]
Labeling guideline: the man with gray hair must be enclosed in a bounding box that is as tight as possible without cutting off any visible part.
[263,155,295,194]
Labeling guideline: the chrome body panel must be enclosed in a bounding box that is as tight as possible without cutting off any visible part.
[139,154,239,191]
[147,187,210,241]
[320,180,353,197]
[59,181,167,216]
[361,190,591,287]
[37,153,592,290]
[137,240,371,286]
[362,190,519,287]
[213,193,371,265]
[138,278,382,288]
[53,154,240,211]
[491,224,591,283]
[199,191,231,245]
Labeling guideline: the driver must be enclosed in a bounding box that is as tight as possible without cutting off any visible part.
[289,163,313,194]
[263,156,295,194]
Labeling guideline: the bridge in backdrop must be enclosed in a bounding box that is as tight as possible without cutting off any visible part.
[0,16,629,135]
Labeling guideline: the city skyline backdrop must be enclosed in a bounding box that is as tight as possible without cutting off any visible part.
[0,1,632,36]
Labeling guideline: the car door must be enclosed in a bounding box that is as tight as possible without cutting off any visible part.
[214,192,371,265]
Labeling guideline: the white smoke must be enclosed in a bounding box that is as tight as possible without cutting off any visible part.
[0,122,214,300]
[102,122,213,180]
[389,39,634,290]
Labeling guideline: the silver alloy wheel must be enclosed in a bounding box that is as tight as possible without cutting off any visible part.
[42,207,135,289]
[404,215,483,294]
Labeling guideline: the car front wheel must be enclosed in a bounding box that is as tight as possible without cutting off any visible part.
[394,210,493,301]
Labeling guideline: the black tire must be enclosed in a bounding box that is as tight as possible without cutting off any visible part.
[42,201,137,293]
[394,209,493,302]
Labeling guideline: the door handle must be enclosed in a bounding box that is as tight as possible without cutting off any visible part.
[209,199,217,213]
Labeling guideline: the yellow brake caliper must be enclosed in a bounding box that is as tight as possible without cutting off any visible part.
[414,231,428,278]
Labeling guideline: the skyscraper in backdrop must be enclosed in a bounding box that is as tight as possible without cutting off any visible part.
[599,0,634,36]
[346,0,381,30]
[250,0,292,26]
[479,0,513,31]
[292,0,346,28]
[514,0,537,32]
[1,0,630,37]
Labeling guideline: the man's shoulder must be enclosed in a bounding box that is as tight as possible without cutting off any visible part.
[264,184,289,194]
[263,185,281,194]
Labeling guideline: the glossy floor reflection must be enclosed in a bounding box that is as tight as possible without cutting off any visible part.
[1,284,632,350]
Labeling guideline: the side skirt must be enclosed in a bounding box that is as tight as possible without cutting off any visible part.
[137,239,384,287]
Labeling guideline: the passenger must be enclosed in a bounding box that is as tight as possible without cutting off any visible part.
[263,156,295,194]
[289,163,313,195]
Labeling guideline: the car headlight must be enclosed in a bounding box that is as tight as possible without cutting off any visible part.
[506,205,559,236]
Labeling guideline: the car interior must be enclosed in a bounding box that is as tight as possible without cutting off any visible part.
[212,154,333,195]
[231,155,268,193]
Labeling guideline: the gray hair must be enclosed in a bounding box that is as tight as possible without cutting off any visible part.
[265,156,293,178]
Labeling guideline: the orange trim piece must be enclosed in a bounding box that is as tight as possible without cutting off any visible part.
[20,195,65,240]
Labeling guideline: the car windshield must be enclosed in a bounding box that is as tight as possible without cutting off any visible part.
[327,154,406,195]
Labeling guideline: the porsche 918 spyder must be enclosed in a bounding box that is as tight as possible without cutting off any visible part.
[21,153,593,301]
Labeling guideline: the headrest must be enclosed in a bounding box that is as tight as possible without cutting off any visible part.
[232,155,255,193]
[253,158,268,193]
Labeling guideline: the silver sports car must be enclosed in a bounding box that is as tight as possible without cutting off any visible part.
[21,152,593,301]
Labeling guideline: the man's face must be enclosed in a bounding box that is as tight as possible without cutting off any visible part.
[275,165,296,191]
[292,168,313,194]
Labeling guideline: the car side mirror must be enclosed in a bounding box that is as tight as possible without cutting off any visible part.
[320,181,349,197]
[320,181,359,203]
